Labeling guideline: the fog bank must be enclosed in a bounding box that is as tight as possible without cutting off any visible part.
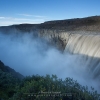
[0,31,99,92]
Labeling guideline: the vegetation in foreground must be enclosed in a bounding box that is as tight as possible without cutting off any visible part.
[0,69,100,100]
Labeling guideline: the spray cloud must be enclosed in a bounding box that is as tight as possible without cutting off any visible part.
[0,31,99,92]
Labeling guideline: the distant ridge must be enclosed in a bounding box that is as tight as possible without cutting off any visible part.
[0,15,100,32]
[38,15,100,31]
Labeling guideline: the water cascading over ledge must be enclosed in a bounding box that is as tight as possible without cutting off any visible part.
[65,33,100,79]
[38,29,100,79]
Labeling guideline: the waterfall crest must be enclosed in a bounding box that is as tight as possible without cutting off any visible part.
[65,34,100,57]
[65,33,100,79]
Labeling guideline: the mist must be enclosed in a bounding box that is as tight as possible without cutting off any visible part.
[0,31,99,92]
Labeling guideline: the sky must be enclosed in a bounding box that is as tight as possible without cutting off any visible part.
[0,0,100,26]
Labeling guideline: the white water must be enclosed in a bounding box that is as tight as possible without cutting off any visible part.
[65,34,100,79]
[65,34,100,57]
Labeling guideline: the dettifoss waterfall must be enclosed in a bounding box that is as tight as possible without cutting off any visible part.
[65,33,100,79]
[0,30,100,92]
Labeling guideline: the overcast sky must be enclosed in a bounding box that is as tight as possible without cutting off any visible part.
[0,0,100,26]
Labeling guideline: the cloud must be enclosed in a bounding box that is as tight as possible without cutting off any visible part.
[17,14,33,17]
[0,16,31,21]
[17,13,48,20]
[0,17,5,19]
[17,13,47,18]
[0,16,45,26]
[0,13,50,26]
[33,15,47,18]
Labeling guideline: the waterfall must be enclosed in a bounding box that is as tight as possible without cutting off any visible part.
[65,34,100,57]
[65,33,100,79]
